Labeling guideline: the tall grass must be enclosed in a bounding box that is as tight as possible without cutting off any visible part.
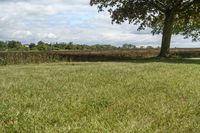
[1,49,200,65]
[0,50,158,65]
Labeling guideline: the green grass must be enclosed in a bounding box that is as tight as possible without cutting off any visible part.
[1,60,200,132]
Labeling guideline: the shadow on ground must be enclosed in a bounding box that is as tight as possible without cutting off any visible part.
[125,57,200,65]
[64,55,200,65]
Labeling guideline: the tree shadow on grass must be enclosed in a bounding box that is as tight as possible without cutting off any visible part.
[69,55,200,65]
[126,57,200,65]
[65,53,200,65]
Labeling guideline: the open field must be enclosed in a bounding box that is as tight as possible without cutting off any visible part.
[1,60,200,132]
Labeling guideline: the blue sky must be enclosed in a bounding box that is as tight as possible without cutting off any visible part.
[0,0,199,47]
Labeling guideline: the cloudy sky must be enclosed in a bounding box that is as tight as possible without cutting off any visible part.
[0,0,199,47]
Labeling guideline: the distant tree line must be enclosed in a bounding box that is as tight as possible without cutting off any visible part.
[0,40,156,51]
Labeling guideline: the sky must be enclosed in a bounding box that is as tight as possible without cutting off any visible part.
[0,0,199,47]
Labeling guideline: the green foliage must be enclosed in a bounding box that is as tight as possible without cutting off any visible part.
[36,41,49,51]
[0,41,115,51]
[122,44,136,49]
[29,43,36,50]
[0,41,6,51]
[7,40,22,50]
[1,61,200,132]
[52,42,67,50]
[0,40,144,51]
[147,46,154,49]
[65,42,77,50]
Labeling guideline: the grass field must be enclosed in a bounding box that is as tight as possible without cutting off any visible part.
[1,60,200,132]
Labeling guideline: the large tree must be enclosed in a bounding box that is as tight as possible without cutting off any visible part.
[90,0,200,57]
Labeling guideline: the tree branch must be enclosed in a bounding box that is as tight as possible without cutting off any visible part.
[150,0,166,13]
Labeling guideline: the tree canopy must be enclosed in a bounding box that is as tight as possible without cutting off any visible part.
[90,0,200,57]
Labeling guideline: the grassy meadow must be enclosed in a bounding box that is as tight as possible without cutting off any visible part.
[1,60,200,132]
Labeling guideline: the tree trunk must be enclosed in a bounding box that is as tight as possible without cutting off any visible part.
[159,11,175,57]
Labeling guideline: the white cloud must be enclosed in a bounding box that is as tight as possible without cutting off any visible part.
[13,30,32,38]
[43,33,57,39]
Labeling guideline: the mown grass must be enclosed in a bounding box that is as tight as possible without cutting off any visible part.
[1,60,200,132]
